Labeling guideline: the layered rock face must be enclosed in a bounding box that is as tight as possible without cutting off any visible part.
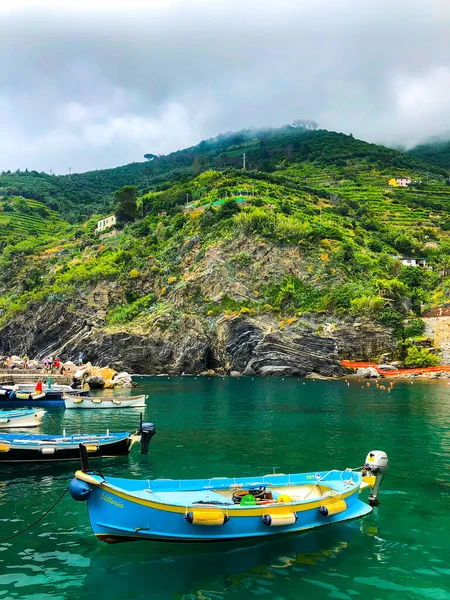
[217,316,343,377]
[0,301,395,377]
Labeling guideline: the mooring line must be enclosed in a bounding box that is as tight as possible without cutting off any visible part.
[0,486,68,543]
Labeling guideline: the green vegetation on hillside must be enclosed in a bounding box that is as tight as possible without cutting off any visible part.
[0,126,449,364]
[408,139,450,170]
[1,126,447,222]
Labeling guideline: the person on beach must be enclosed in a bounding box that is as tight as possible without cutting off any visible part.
[54,356,61,370]
[43,356,49,371]
[78,352,84,366]
[48,356,53,373]
[23,353,29,369]
[35,380,43,393]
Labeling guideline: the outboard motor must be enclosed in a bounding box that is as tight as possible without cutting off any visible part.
[363,450,388,505]
[139,422,156,454]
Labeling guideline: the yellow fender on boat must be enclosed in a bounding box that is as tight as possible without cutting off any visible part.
[262,512,298,526]
[0,443,10,452]
[277,494,292,503]
[185,510,229,526]
[319,499,347,517]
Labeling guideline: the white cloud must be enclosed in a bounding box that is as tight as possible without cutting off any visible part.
[0,0,450,172]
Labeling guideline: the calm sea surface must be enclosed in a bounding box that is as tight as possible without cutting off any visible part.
[1,376,450,600]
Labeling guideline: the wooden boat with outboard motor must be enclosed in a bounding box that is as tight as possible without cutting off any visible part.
[0,419,155,463]
[70,450,388,544]
[64,394,147,409]
[0,409,46,428]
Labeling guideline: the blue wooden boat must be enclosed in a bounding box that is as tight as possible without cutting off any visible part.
[0,431,135,463]
[70,450,388,544]
[0,386,88,408]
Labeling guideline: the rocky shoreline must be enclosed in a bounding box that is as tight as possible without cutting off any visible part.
[0,296,446,381]
[0,298,398,379]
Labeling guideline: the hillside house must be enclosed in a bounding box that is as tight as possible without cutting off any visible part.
[96,215,116,233]
[391,255,427,267]
[388,178,412,187]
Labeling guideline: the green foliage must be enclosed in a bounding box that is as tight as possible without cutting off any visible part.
[403,318,425,338]
[404,345,441,368]
[115,186,137,225]
[1,124,450,332]
[350,295,387,318]
[231,251,252,267]
[107,294,155,324]
[266,277,323,311]
[217,199,240,219]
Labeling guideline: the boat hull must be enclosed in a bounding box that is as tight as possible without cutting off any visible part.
[0,433,133,463]
[0,410,46,428]
[64,395,147,409]
[0,387,89,408]
[78,471,372,544]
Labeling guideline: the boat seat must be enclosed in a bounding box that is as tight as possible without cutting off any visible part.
[271,484,328,501]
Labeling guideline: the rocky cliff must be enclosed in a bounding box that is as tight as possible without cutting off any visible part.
[0,292,396,377]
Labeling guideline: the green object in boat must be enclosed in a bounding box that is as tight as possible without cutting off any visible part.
[240,494,256,506]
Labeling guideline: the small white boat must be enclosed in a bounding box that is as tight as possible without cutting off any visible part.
[64,394,147,409]
[0,409,46,428]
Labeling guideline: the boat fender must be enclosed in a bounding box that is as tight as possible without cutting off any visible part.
[262,513,298,526]
[69,478,92,502]
[40,447,56,455]
[185,510,229,526]
[319,499,347,517]
[277,494,292,503]
[0,443,10,452]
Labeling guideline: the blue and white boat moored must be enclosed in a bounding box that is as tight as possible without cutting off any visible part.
[0,409,46,428]
[70,450,388,544]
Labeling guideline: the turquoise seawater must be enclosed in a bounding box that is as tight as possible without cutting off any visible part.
[1,376,450,599]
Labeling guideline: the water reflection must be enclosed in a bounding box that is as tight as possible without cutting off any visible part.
[82,524,361,600]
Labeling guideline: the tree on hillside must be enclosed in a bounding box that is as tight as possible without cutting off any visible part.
[114,186,137,225]
[144,153,156,161]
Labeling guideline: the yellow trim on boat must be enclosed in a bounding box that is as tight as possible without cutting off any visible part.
[93,482,356,516]
[75,470,102,486]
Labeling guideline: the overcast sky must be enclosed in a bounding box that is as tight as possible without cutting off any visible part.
[1,0,450,174]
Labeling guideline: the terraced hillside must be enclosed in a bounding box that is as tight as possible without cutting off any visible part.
[0,126,449,372]
[0,196,68,247]
[1,127,448,222]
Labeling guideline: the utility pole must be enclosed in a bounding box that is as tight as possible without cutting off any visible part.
[186,193,189,208]
[68,166,72,181]
[243,153,246,170]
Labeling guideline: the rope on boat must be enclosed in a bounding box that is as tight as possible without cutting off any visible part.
[0,486,68,543]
